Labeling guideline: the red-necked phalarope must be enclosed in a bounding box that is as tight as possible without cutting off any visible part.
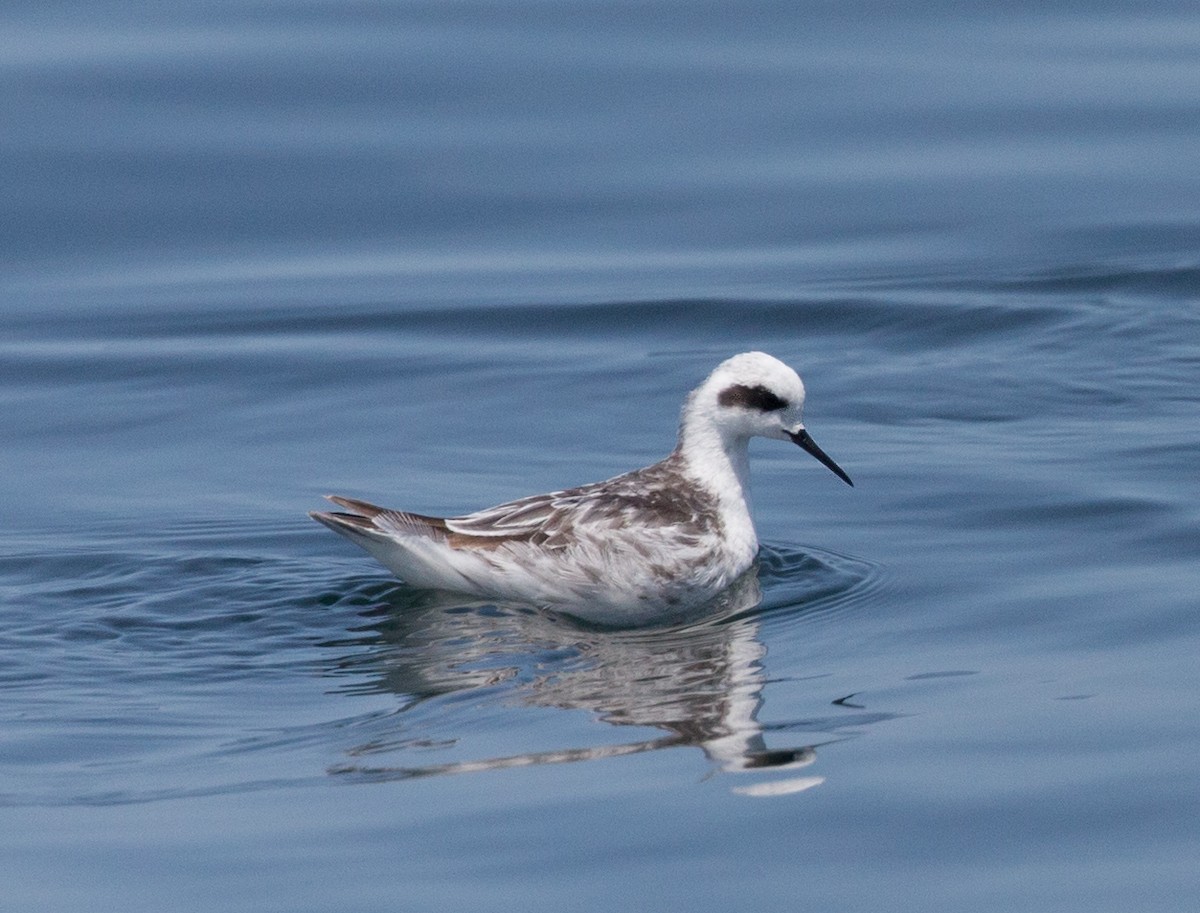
[311,351,852,625]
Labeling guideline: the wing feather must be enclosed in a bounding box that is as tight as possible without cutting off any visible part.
[318,453,716,556]
[442,455,716,550]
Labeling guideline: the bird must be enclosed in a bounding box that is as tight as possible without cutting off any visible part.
[311,351,853,625]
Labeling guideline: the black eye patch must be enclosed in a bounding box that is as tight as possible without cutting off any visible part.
[717,383,789,412]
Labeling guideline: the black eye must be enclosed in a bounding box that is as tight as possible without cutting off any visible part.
[717,383,789,412]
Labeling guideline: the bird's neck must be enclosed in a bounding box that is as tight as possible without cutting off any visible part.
[672,408,760,563]
[676,417,753,512]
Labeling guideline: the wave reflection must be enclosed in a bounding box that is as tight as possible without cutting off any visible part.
[323,547,886,795]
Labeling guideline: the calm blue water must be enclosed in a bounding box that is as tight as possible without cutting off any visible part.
[3,1,1199,910]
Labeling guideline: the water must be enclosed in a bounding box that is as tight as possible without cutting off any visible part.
[3,1,1199,910]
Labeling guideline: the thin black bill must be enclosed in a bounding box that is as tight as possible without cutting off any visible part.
[788,429,854,487]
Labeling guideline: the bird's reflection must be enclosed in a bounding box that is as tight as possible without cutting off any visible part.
[324,565,873,795]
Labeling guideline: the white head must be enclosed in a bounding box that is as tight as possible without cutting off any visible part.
[682,352,853,486]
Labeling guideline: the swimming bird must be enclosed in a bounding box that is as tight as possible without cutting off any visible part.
[311,351,852,625]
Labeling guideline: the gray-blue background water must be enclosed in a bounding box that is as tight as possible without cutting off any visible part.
[3,2,1198,910]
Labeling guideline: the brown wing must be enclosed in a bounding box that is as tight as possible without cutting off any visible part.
[319,454,715,554]
[443,455,716,550]
[322,494,541,550]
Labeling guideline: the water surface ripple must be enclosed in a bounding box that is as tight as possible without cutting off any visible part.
[1,523,880,807]
[3,1,1199,910]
